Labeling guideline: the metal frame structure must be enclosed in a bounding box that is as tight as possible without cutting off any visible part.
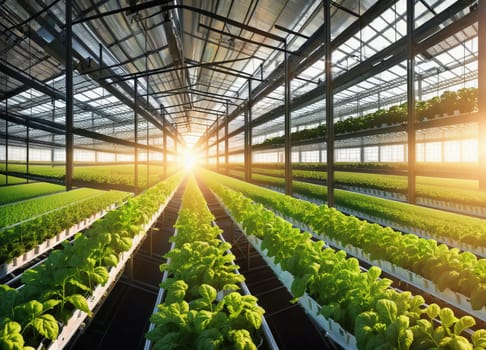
[0,0,482,203]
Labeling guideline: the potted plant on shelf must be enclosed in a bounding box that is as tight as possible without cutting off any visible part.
[416,100,430,122]
[457,87,478,114]
[427,96,441,118]
[439,90,459,116]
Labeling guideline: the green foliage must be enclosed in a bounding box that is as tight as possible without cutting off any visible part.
[256,88,478,147]
[0,173,183,348]
[0,182,64,205]
[200,170,483,350]
[0,188,105,227]
[147,284,264,350]
[247,172,486,248]
[0,189,131,264]
[205,170,486,311]
[146,176,264,348]
[0,164,173,188]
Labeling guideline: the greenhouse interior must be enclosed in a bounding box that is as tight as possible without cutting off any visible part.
[0,0,485,349]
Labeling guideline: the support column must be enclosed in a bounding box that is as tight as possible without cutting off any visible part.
[245,80,253,183]
[26,124,29,182]
[65,0,73,191]
[284,40,292,195]
[417,74,423,101]
[360,138,365,162]
[480,0,486,190]
[216,116,220,170]
[51,103,55,166]
[146,120,149,188]
[174,130,178,155]
[325,1,334,207]
[248,80,252,183]
[162,109,167,179]
[225,101,229,175]
[5,99,8,185]
[244,109,250,181]
[205,126,209,166]
[134,78,139,193]
[407,0,416,203]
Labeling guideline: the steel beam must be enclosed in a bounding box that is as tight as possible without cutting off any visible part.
[65,0,73,191]
[15,0,176,139]
[480,0,486,190]
[247,80,252,183]
[284,41,292,196]
[5,99,8,185]
[225,102,229,175]
[199,0,398,144]
[200,0,473,146]
[0,110,167,153]
[26,124,29,183]
[199,23,293,54]
[244,95,251,183]
[325,1,334,207]
[162,109,168,178]
[205,126,209,165]
[407,0,416,204]
[0,59,119,125]
[134,78,139,194]
[74,4,285,43]
[216,116,220,170]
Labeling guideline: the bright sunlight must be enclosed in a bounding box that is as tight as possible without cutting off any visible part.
[180,148,198,171]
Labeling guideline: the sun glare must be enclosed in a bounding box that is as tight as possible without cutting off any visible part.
[181,149,197,171]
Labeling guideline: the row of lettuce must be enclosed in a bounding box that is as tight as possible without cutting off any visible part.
[230,166,484,208]
[241,172,486,248]
[146,176,265,349]
[0,182,65,206]
[228,161,479,172]
[203,171,486,309]
[0,189,131,265]
[0,174,182,349]
[0,188,122,228]
[0,175,25,186]
[258,88,477,147]
[200,170,486,349]
[0,164,175,188]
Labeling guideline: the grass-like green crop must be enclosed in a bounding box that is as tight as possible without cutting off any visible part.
[247,173,486,246]
[0,182,65,205]
[0,188,106,228]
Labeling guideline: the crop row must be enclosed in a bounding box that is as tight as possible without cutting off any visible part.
[146,176,265,349]
[247,172,486,248]
[0,173,182,349]
[0,175,25,186]
[203,171,486,312]
[200,171,486,349]
[0,188,114,228]
[0,190,131,265]
[227,161,480,175]
[248,167,485,207]
[257,88,477,147]
[0,182,65,206]
[0,164,172,188]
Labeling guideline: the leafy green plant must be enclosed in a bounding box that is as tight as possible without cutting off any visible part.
[161,241,244,299]
[0,190,131,265]
[146,176,265,348]
[255,87,478,147]
[201,171,484,349]
[147,283,264,350]
[0,182,64,206]
[204,171,486,309]
[0,173,183,348]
